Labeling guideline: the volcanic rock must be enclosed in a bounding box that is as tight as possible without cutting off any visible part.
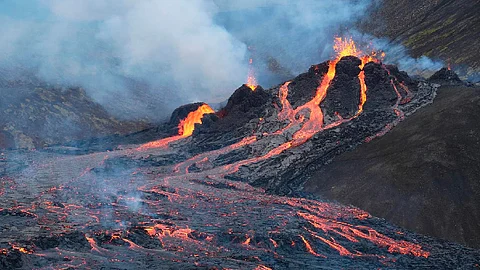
[285,62,329,108]
[305,84,480,249]
[225,60,438,197]
[0,85,148,149]
[321,56,362,121]
[222,84,270,116]
[363,62,398,110]
[1,58,478,269]
[428,67,463,85]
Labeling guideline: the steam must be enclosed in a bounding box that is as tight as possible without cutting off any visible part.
[0,0,444,122]
[0,0,247,120]
[215,1,373,84]
[367,35,444,75]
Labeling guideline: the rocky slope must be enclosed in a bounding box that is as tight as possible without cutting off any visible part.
[0,78,149,149]
[360,0,480,77]
[2,54,479,268]
[305,80,480,248]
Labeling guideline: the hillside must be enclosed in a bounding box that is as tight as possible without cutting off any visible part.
[305,84,480,248]
[0,79,149,149]
[361,0,480,77]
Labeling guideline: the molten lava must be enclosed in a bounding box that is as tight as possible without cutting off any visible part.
[246,58,258,91]
[4,37,434,269]
[178,104,215,137]
[139,104,214,150]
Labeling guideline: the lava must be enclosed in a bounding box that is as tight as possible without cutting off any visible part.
[139,104,214,150]
[246,58,258,91]
[299,234,326,258]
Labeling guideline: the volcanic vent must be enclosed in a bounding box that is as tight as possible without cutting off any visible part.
[1,38,479,269]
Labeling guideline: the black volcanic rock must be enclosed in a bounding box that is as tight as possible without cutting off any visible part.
[286,62,329,108]
[187,85,271,153]
[336,56,362,77]
[222,84,269,116]
[215,84,270,132]
[321,56,362,121]
[363,62,398,110]
[428,67,463,85]
[305,85,480,249]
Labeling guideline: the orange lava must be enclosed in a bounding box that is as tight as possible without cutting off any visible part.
[123,37,429,265]
[299,235,326,258]
[298,212,429,258]
[139,104,214,150]
[85,236,107,253]
[243,237,252,245]
[255,265,272,270]
[246,58,258,91]
[10,244,34,254]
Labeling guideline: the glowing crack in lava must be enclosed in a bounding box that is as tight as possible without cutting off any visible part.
[139,104,214,150]
[246,58,258,91]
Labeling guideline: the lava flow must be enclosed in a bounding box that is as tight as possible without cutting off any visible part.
[1,37,469,270]
[138,104,214,150]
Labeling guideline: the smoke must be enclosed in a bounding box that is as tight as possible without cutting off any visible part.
[215,0,373,84]
[0,0,443,123]
[367,35,444,76]
[0,0,377,120]
[0,0,248,120]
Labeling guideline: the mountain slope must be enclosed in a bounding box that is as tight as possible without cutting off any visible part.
[0,83,148,149]
[305,84,480,248]
[361,0,480,74]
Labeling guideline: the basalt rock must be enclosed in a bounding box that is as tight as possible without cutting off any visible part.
[285,62,329,108]
[222,84,270,116]
[363,62,398,110]
[428,67,463,85]
[212,84,270,133]
[321,56,362,121]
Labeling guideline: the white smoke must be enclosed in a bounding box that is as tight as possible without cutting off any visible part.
[347,31,444,75]
[0,0,248,119]
[5,0,438,121]
[215,0,372,80]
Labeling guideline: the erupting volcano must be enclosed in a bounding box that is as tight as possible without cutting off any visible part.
[1,36,479,270]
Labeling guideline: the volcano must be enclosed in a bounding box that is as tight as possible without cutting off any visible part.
[1,38,479,269]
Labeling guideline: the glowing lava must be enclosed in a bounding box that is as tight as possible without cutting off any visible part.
[8,37,432,269]
[246,58,258,91]
[139,104,214,150]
